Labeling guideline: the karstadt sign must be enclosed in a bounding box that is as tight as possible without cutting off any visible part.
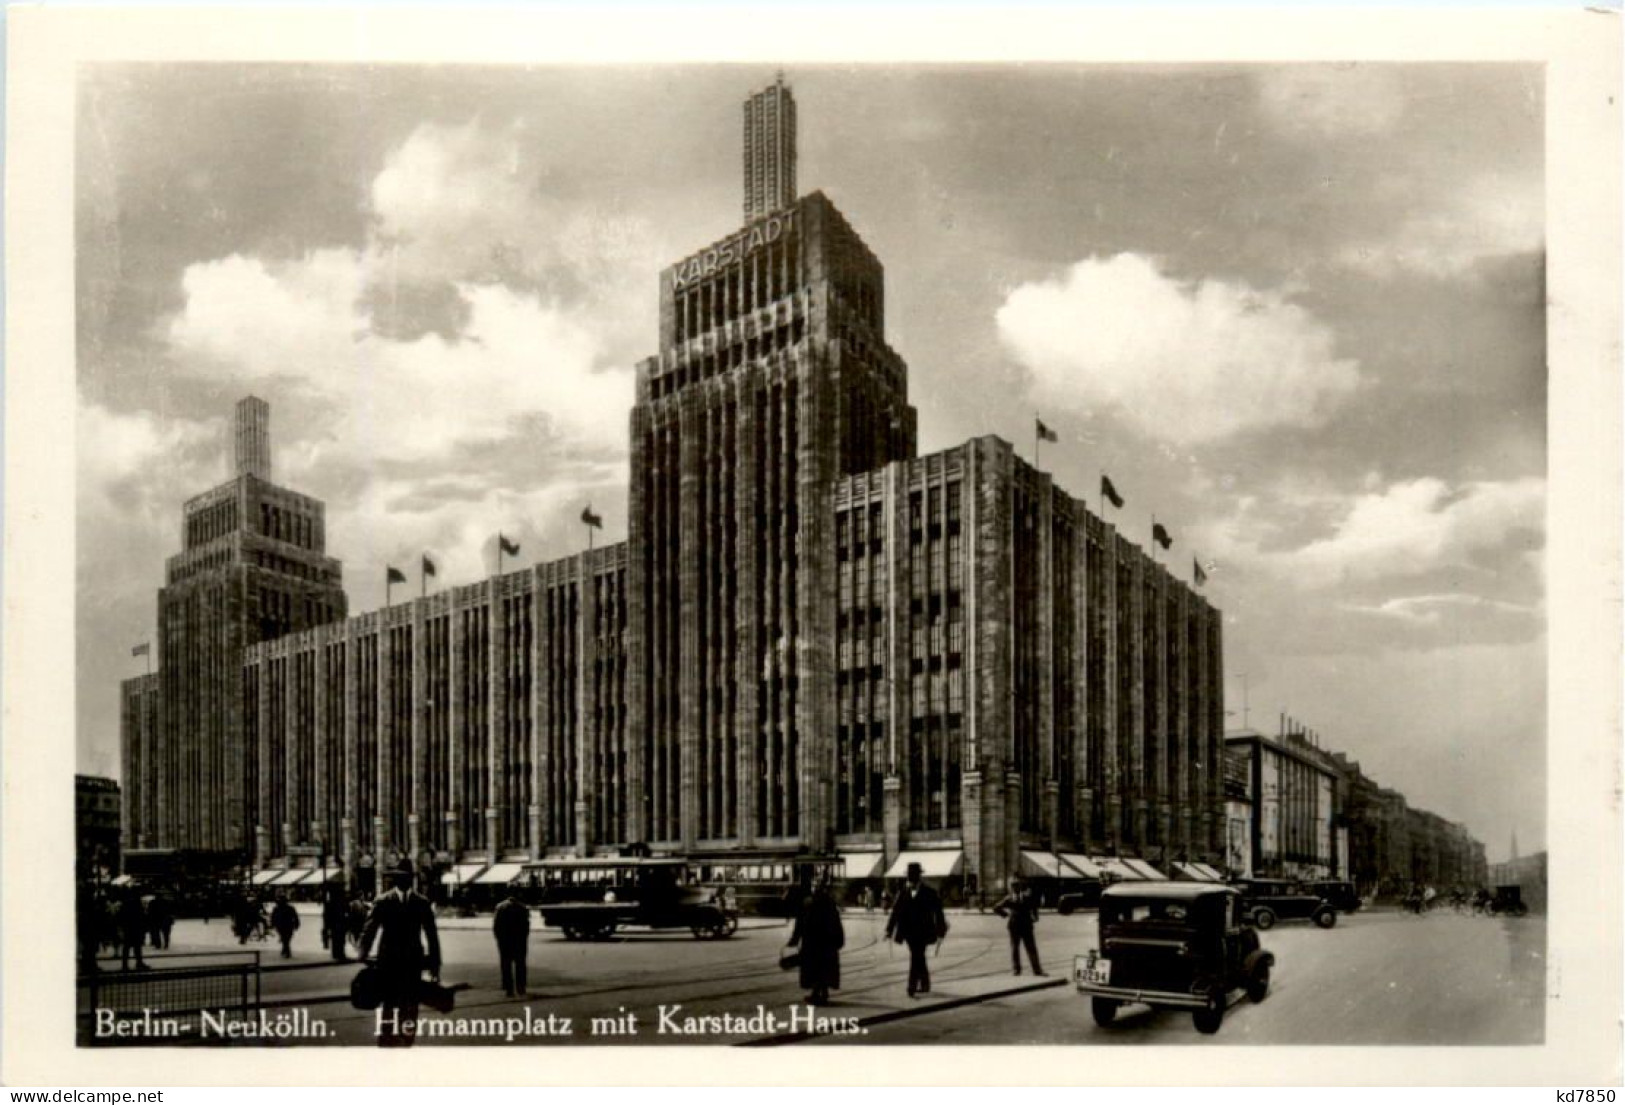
[670,209,796,290]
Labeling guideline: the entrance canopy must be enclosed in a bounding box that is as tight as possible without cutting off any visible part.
[441,863,488,887]
[269,867,313,887]
[474,862,525,886]
[1059,853,1104,879]
[250,868,284,886]
[883,850,964,879]
[837,851,884,880]
[1172,861,1222,882]
[1123,858,1167,880]
[1095,857,1146,882]
[1192,862,1227,882]
[1017,851,1069,879]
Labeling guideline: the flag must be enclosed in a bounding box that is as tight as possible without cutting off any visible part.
[422,554,437,578]
[1036,418,1058,444]
[499,533,521,557]
[387,566,407,585]
[1101,475,1124,509]
[1193,558,1208,586]
[131,643,150,658]
[1153,523,1173,550]
[581,505,604,529]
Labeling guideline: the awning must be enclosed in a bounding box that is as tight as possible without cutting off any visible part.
[110,875,135,887]
[441,863,488,886]
[1172,861,1221,882]
[269,867,313,886]
[251,868,284,885]
[1123,858,1167,880]
[302,868,341,884]
[883,850,964,879]
[1059,853,1104,879]
[837,851,884,880]
[474,862,525,885]
[1095,857,1146,882]
[1193,863,1227,882]
[1017,851,1070,879]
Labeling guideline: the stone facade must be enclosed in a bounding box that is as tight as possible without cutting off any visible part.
[121,80,1226,885]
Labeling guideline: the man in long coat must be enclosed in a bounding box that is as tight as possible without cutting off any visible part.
[360,860,442,1048]
[321,881,350,962]
[884,862,947,997]
[492,891,532,998]
[788,877,844,1005]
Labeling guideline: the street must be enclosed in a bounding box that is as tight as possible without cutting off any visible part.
[86,905,1544,1046]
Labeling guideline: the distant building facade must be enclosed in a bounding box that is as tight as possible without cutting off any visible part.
[76,774,122,878]
[1225,728,1337,879]
[121,79,1226,893]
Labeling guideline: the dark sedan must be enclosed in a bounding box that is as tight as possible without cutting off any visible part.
[1234,878,1337,930]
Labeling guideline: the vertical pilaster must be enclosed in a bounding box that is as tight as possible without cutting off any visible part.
[733,376,759,847]
[487,583,506,863]
[376,620,392,859]
[529,569,545,859]
[678,391,702,849]
[410,598,426,861]
[313,631,328,854]
[341,626,358,877]
[255,653,271,865]
[576,556,596,853]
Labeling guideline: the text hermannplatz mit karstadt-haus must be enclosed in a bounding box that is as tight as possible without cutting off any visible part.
[120,78,1227,899]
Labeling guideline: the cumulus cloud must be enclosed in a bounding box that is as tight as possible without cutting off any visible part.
[164,250,632,463]
[1204,474,1545,590]
[997,253,1362,444]
[1257,65,1406,139]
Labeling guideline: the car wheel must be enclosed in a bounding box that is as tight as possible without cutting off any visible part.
[561,925,580,941]
[1252,908,1276,931]
[1058,900,1076,917]
[1193,1002,1225,1035]
[1090,998,1118,1027]
[1314,909,1337,929]
[1246,963,1270,1003]
[594,923,617,941]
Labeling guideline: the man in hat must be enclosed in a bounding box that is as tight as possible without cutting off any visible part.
[884,862,947,997]
[359,860,442,1047]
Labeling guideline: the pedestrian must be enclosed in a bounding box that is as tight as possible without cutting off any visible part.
[492,891,532,997]
[322,881,351,962]
[994,875,1044,976]
[884,862,948,998]
[788,875,844,1006]
[147,893,174,950]
[270,893,300,958]
[359,860,442,1048]
[116,888,148,971]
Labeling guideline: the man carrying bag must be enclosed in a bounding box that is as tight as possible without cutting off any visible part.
[358,859,442,1047]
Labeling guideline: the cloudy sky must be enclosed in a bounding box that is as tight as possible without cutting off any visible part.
[76,63,1545,860]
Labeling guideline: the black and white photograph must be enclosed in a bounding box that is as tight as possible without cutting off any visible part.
[5,5,1620,1088]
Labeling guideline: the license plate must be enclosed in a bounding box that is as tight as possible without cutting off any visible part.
[1074,955,1110,987]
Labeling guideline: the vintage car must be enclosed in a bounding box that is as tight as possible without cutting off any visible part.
[1074,882,1274,1035]
[1233,878,1337,930]
[532,857,740,940]
[1489,885,1529,917]
[1300,880,1362,913]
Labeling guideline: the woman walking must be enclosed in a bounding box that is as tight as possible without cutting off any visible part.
[788,875,845,1006]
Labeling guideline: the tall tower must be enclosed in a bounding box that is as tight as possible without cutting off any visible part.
[627,78,918,855]
[138,399,347,854]
[742,75,797,222]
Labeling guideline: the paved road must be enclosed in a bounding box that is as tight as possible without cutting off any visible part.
[830,909,1546,1046]
[86,906,1543,1046]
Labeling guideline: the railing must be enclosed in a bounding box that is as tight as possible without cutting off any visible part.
[78,951,260,1045]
